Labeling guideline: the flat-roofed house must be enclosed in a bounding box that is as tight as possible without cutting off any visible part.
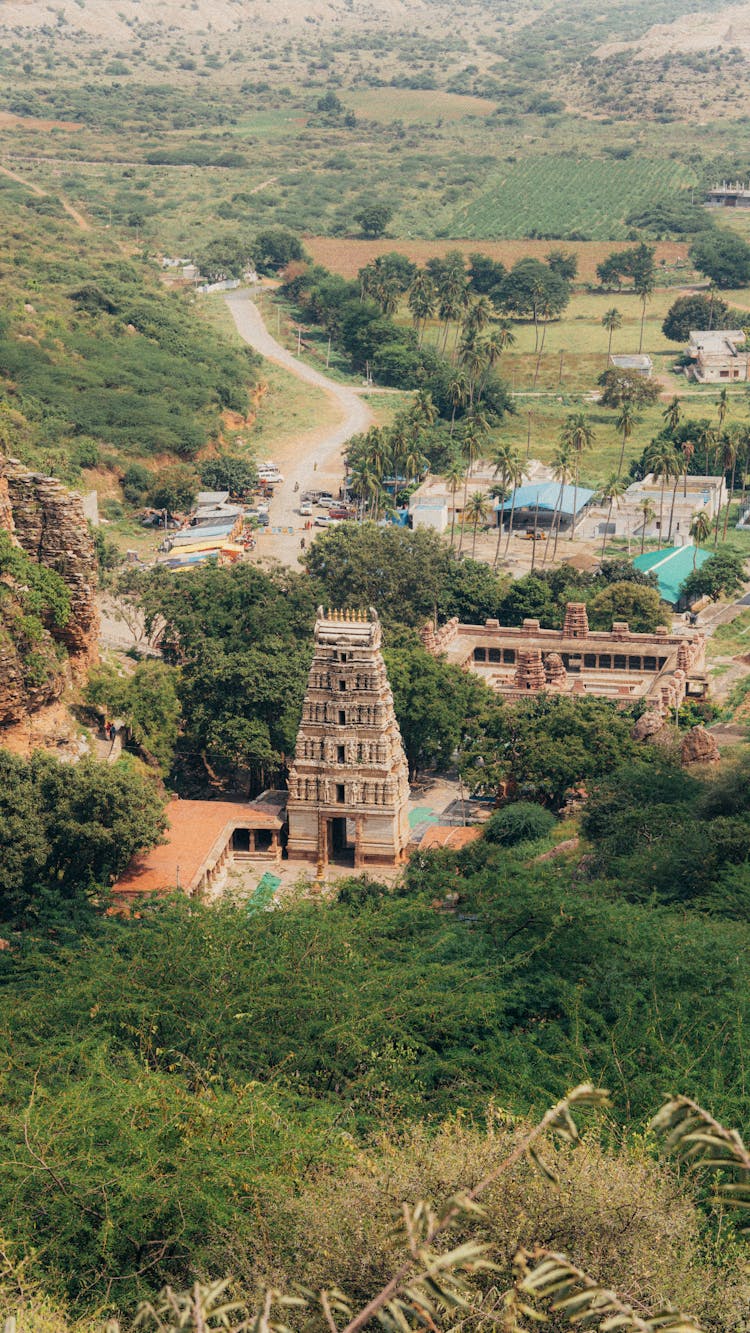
[688,330,748,383]
[610,353,653,377]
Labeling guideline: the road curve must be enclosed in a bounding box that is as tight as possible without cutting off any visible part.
[224,288,375,565]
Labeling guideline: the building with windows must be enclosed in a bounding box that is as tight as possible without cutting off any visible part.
[286,608,411,867]
[422,603,708,715]
[688,330,748,383]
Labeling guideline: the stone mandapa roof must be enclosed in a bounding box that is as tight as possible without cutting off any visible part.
[633,545,710,604]
[418,825,482,851]
[114,796,285,899]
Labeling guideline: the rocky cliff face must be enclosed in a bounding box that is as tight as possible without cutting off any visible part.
[0,455,99,726]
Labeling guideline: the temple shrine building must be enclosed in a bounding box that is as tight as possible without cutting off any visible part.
[286,607,411,867]
[422,602,708,717]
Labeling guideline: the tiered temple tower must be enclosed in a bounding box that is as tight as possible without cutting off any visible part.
[286,608,411,867]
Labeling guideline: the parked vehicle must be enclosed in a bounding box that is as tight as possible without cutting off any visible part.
[298,502,313,516]
[316,493,334,507]
[315,515,340,527]
[328,507,353,519]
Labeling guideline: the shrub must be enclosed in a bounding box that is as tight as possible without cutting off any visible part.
[482,801,556,844]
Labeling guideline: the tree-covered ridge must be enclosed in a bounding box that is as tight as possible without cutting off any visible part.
[0,186,259,479]
[2,800,750,1314]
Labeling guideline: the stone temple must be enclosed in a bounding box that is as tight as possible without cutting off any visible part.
[286,608,410,867]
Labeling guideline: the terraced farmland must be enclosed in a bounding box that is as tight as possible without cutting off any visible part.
[443,155,698,240]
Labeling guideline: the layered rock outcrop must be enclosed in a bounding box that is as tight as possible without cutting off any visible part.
[0,455,99,726]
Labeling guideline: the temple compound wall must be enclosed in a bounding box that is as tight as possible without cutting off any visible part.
[287,608,411,867]
[421,602,708,718]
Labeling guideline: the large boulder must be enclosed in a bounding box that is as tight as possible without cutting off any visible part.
[680,725,720,766]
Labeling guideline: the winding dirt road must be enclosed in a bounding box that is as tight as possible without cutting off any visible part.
[224,288,374,565]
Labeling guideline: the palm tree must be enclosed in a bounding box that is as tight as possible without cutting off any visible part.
[443,456,465,549]
[349,461,381,521]
[457,420,483,552]
[645,439,681,543]
[716,387,729,432]
[459,339,488,406]
[720,430,739,543]
[559,411,595,540]
[662,396,681,434]
[597,473,627,558]
[491,442,522,569]
[465,491,490,558]
[614,400,638,479]
[478,320,516,400]
[689,511,711,568]
[601,308,622,366]
[447,370,470,435]
[545,444,573,562]
[678,438,694,498]
[462,295,494,342]
[636,272,655,354]
[402,446,428,486]
[361,426,390,480]
[638,497,656,553]
[407,271,437,345]
[503,455,525,558]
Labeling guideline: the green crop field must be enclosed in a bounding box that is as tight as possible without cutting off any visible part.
[444,155,699,240]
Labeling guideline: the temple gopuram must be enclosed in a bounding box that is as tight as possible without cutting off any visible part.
[287,608,411,868]
[421,602,708,718]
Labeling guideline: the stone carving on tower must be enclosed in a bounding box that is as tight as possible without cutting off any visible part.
[286,608,411,867]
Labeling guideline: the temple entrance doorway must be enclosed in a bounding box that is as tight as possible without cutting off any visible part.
[327,816,355,866]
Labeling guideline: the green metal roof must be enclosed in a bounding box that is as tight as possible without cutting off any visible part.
[633,545,710,605]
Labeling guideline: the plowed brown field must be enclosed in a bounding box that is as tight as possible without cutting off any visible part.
[304,237,690,283]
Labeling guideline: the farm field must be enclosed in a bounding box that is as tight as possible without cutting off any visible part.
[443,156,700,240]
[345,87,497,123]
[303,236,692,282]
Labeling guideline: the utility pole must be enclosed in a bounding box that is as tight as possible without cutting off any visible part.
[297,326,302,357]
[526,411,532,458]
[326,335,331,368]
[558,349,564,385]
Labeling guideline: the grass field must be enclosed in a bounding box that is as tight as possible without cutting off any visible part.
[444,156,699,240]
[345,88,497,123]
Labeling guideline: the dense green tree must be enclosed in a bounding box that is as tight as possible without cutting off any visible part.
[251,227,304,274]
[85,661,181,773]
[0,751,165,926]
[546,248,578,282]
[681,549,745,603]
[588,580,665,632]
[303,524,447,627]
[690,229,750,289]
[199,453,257,497]
[195,235,252,281]
[662,293,730,342]
[462,694,642,807]
[385,644,491,778]
[148,464,199,515]
[598,367,661,409]
[354,203,393,238]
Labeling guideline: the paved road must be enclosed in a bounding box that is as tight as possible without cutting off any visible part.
[224,289,374,566]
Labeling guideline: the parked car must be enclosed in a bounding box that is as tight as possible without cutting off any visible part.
[328,507,353,519]
[316,493,334,507]
[298,502,313,516]
[315,514,340,527]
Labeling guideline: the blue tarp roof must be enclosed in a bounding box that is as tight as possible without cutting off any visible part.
[633,545,710,605]
[496,482,595,517]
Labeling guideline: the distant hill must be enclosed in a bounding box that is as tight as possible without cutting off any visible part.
[0,0,440,40]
